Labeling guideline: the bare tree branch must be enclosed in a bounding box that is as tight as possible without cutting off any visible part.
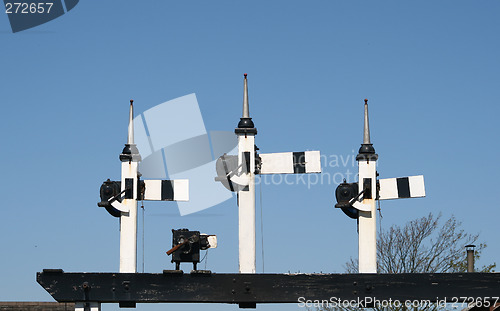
[317,213,495,311]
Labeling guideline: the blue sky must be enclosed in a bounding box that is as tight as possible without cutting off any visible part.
[1,1,499,310]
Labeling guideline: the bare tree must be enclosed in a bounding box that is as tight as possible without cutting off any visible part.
[344,213,494,274]
[316,213,495,311]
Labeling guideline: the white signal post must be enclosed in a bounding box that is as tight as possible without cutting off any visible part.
[113,101,190,273]
[119,100,142,273]
[355,99,378,273]
[231,74,321,274]
[351,99,426,273]
[235,74,257,273]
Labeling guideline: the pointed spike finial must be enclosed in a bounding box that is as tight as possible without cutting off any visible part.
[356,98,377,160]
[242,73,249,118]
[363,98,371,144]
[236,73,256,131]
[120,99,141,161]
[127,100,134,145]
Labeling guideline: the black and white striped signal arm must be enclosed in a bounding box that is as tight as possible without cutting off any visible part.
[377,175,425,200]
[258,151,321,174]
[335,175,425,218]
[215,151,321,192]
[142,179,189,201]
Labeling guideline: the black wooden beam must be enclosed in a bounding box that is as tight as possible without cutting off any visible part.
[37,270,500,306]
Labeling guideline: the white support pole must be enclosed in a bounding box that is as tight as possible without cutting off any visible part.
[119,100,141,273]
[357,160,377,273]
[356,99,378,274]
[235,74,257,274]
[119,161,139,273]
[237,133,256,273]
[227,74,321,274]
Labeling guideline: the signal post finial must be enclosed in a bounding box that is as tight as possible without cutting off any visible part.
[128,100,134,145]
[236,73,256,131]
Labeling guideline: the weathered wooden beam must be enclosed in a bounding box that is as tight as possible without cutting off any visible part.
[0,302,75,311]
[37,270,500,307]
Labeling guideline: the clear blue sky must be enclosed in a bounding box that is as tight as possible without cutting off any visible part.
[1,1,499,310]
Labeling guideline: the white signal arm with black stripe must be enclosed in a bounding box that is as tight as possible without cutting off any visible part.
[378,175,425,200]
[143,179,189,201]
[215,150,321,192]
[108,179,189,212]
[258,151,321,174]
